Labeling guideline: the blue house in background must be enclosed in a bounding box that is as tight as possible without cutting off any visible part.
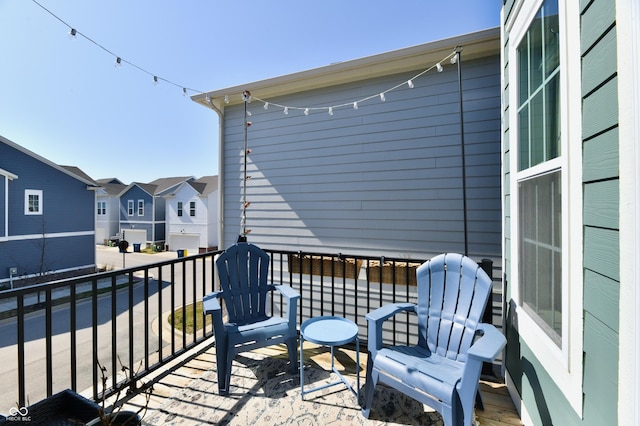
[118,176,193,249]
[0,135,99,287]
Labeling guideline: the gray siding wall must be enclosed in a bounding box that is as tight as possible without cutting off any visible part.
[221,55,501,259]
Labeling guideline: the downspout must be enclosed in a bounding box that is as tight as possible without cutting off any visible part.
[208,102,225,250]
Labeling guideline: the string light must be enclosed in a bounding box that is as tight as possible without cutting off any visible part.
[33,0,463,111]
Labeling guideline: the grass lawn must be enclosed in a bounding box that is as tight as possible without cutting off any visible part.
[170,301,211,334]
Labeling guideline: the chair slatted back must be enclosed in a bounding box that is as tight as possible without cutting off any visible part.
[416,253,492,363]
[216,243,271,325]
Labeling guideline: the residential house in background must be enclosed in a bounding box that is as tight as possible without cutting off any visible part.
[95,178,127,245]
[501,0,639,424]
[193,28,502,262]
[0,135,98,286]
[118,176,193,249]
[165,175,219,253]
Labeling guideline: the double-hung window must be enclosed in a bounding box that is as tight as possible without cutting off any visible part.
[177,202,183,217]
[25,189,43,215]
[97,201,107,215]
[189,201,196,217]
[137,200,144,216]
[127,200,134,216]
[508,0,582,414]
[516,0,562,344]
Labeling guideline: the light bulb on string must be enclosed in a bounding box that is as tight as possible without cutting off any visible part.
[114,57,122,68]
[182,88,187,96]
[247,110,252,116]
[353,102,358,110]
[407,80,414,88]
[263,102,269,110]
[380,93,386,102]
[224,95,229,104]
[450,54,458,64]
[153,76,159,86]
[328,107,333,116]
[69,28,77,39]
[284,107,289,115]
[205,94,211,104]
[436,63,443,72]
[304,108,309,116]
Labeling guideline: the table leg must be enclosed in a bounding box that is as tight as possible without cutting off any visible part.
[300,337,305,400]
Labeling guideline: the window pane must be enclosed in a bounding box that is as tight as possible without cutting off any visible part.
[543,6,560,77]
[545,73,561,159]
[519,105,530,170]
[519,171,562,344]
[530,89,545,166]
[529,11,544,92]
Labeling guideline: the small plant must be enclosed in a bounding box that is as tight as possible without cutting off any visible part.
[92,357,153,426]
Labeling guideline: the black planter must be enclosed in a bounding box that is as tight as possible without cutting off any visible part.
[0,389,101,425]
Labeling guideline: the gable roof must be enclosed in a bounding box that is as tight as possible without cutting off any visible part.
[189,175,218,196]
[61,165,98,186]
[0,134,99,187]
[193,27,500,110]
[97,178,126,185]
[118,176,194,197]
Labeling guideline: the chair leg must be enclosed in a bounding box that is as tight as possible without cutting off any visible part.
[286,336,298,374]
[224,346,234,394]
[361,361,378,419]
[215,338,229,395]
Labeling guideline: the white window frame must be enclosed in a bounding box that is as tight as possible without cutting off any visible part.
[97,201,107,216]
[189,201,196,217]
[137,200,144,216]
[177,201,183,217]
[127,200,134,216]
[24,189,43,215]
[507,0,583,416]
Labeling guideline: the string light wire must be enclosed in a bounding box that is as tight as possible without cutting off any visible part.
[31,0,206,96]
[31,0,463,114]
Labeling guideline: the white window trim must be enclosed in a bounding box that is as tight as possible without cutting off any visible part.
[24,189,43,215]
[127,200,134,216]
[616,0,640,423]
[137,200,144,216]
[507,0,583,416]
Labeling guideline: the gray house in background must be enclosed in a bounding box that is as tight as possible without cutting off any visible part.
[193,28,501,261]
[118,176,193,249]
[95,178,127,245]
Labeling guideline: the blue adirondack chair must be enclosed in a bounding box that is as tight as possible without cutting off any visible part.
[361,253,506,426]
[203,242,300,395]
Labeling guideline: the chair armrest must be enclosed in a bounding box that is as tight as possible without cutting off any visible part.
[366,303,416,356]
[274,285,300,332]
[467,323,506,362]
[274,284,301,301]
[203,291,222,314]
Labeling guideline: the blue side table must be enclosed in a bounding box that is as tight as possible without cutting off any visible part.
[300,316,360,401]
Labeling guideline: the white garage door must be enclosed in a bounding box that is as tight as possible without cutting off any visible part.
[169,234,200,254]
[121,229,146,246]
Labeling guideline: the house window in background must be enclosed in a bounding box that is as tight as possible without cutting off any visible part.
[138,200,144,216]
[25,189,42,215]
[97,201,106,215]
[128,200,134,216]
[517,0,562,346]
[189,201,196,217]
[177,202,183,217]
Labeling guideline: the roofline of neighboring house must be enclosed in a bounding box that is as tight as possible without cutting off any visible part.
[0,134,99,188]
[192,27,500,110]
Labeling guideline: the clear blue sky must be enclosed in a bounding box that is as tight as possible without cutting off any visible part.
[0,1,500,184]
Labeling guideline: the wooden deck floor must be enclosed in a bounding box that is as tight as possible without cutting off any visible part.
[121,341,521,425]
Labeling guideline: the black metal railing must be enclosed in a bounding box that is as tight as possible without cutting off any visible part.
[0,248,499,411]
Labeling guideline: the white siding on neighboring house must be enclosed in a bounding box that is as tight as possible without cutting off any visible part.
[207,32,501,260]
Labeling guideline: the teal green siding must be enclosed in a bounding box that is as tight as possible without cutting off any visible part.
[502,0,620,424]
